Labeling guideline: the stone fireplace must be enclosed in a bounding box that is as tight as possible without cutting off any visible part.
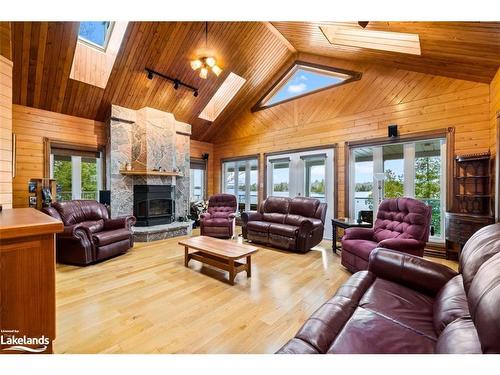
[107,105,192,241]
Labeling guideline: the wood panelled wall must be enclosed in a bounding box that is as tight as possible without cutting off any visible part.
[0,55,13,209]
[211,54,492,216]
[11,104,214,207]
[490,68,500,155]
[12,105,106,208]
[190,140,214,197]
[0,22,12,60]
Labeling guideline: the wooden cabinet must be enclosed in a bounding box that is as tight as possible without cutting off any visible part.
[0,208,63,354]
[445,152,494,258]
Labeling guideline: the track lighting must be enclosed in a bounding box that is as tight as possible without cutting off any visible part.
[144,68,199,97]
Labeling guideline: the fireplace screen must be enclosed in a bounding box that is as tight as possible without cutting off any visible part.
[133,185,175,226]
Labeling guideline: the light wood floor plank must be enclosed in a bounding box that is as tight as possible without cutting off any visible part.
[54,228,458,354]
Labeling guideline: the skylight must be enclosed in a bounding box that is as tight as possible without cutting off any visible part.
[199,72,246,122]
[78,22,114,50]
[253,62,362,111]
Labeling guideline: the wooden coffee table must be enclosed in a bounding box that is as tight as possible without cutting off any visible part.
[179,236,259,285]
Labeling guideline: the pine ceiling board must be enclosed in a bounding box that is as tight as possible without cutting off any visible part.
[271,22,500,83]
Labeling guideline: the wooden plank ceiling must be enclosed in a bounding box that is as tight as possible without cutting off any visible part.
[271,22,500,84]
[10,21,500,141]
[10,22,292,140]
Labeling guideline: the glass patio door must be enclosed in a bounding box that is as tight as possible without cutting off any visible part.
[222,157,258,215]
[266,148,334,239]
[350,138,446,242]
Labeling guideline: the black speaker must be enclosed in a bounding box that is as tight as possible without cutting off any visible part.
[388,124,398,138]
[99,190,111,205]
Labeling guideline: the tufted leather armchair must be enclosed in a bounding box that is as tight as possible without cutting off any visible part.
[341,197,431,273]
[241,196,327,253]
[42,200,136,266]
[200,194,237,239]
[278,223,500,354]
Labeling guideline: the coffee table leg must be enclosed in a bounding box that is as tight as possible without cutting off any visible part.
[246,255,252,277]
[228,259,235,285]
[332,224,337,254]
[184,246,190,267]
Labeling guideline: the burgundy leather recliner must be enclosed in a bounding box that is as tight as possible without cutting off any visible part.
[342,197,431,273]
[200,194,237,239]
[241,196,327,253]
[278,223,500,354]
[42,200,136,266]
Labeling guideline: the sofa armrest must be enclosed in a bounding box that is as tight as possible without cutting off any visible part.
[200,212,211,220]
[378,238,426,256]
[343,227,374,241]
[59,223,92,241]
[104,216,136,230]
[298,219,314,237]
[241,211,262,224]
[368,248,458,296]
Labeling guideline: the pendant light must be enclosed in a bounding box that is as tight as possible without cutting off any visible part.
[190,22,223,79]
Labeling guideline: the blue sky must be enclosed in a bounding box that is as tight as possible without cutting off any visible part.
[267,68,343,106]
[355,160,404,183]
[78,22,108,47]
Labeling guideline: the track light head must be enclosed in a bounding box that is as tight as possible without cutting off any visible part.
[174,80,180,90]
[147,70,154,80]
[193,90,199,97]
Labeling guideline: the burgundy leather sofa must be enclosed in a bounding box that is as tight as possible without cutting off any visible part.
[200,194,237,239]
[278,223,500,354]
[42,200,136,266]
[241,196,327,253]
[342,197,431,273]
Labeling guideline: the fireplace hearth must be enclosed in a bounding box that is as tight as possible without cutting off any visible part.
[133,185,175,226]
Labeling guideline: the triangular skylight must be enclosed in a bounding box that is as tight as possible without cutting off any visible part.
[253,62,361,111]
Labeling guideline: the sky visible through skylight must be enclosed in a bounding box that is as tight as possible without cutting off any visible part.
[266,68,345,106]
[78,22,110,47]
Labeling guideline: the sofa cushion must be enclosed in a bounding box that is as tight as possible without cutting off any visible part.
[269,223,299,237]
[202,218,231,227]
[435,318,482,354]
[263,196,290,214]
[342,239,378,261]
[80,220,104,233]
[92,228,131,247]
[53,200,109,226]
[262,213,286,224]
[247,221,271,233]
[433,275,470,335]
[327,308,436,354]
[289,197,320,218]
[210,212,233,219]
[207,193,237,216]
[359,278,436,339]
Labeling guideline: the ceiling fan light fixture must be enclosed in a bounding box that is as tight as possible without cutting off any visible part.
[212,65,222,76]
[199,67,208,79]
[190,59,203,70]
[205,56,216,67]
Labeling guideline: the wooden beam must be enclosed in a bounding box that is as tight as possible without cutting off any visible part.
[263,22,297,54]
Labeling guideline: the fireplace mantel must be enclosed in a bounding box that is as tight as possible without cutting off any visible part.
[119,169,183,177]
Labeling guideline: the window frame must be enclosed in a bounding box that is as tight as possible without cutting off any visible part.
[251,60,362,112]
[77,21,115,52]
[190,157,207,202]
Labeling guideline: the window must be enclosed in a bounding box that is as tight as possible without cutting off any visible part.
[50,147,102,201]
[253,61,361,111]
[190,159,206,202]
[78,22,113,50]
[266,148,335,239]
[349,138,446,241]
[222,157,258,215]
[199,72,246,122]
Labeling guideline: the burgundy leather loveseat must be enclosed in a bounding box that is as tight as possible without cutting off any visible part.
[42,200,136,266]
[278,223,500,354]
[241,196,327,253]
[342,197,431,273]
[200,193,237,239]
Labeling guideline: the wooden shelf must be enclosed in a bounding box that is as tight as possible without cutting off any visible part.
[455,194,490,198]
[456,175,490,179]
[119,169,183,177]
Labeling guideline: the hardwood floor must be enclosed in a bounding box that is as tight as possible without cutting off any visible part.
[54,228,458,354]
